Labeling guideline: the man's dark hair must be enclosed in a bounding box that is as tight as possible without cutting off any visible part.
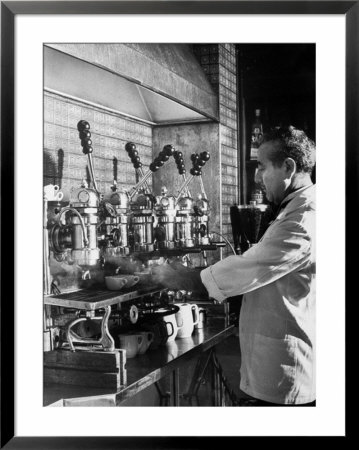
[262,125,316,174]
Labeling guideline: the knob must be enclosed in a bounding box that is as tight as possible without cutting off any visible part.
[174,151,183,160]
[200,151,210,161]
[79,130,91,139]
[82,146,93,154]
[81,138,92,148]
[125,142,137,153]
[77,120,90,131]
[163,145,175,156]
[191,153,199,163]
[154,158,165,167]
[196,159,205,167]
[190,168,201,176]
[159,153,170,162]
[150,162,159,172]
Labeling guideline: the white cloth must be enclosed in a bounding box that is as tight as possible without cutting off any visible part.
[201,185,316,404]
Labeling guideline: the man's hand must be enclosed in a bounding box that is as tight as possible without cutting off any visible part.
[151,261,208,295]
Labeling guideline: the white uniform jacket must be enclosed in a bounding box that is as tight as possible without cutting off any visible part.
[201,185,316,404]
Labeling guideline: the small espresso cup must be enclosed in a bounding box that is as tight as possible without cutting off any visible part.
[44,184,63,201]
[137,331,154,355]
[118,333,143,358]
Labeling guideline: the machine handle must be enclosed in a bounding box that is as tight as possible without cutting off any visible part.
[77,120,100,195]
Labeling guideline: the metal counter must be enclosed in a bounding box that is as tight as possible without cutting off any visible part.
[44,317,236,407]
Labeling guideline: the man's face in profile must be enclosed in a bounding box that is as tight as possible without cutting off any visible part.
[255,141,288,205]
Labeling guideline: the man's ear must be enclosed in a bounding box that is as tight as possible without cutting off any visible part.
[284,157,296,176]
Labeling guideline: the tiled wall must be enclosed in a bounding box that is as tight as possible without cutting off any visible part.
[193,44,239,257]
[44,91,153,198]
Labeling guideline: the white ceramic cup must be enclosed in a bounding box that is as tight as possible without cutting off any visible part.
[175,303,199,339]
[105,275,128,291]
[114,271,140,288]
[44,184,63,201]
[118,333,143,358]
[124,275,140,288]
[137,331,154,354]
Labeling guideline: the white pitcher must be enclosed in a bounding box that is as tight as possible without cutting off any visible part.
[174,303,199,339]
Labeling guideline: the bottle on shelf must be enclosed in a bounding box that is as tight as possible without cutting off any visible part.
[250,186,264,205]
[250,109,263,160]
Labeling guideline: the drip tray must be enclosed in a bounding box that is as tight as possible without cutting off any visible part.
[44,284,163,311]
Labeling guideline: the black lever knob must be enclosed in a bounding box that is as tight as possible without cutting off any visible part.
[191,153,199,163]
[125,142,137,153]
[163,145,175,157]
[174,150,183,160]
[149,162,160,172]
[77,120,90,132]
[200,151,210,162]
[81,138,92,148]
[79,130,91,140]
[158,152,170,162]
[154,158,165,167]
[190,168,201,176]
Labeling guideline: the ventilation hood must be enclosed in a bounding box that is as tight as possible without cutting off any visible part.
[44,44,219,125]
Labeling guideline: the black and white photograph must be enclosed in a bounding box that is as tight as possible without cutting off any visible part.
[1,2,352,444]
[42,42,316,408]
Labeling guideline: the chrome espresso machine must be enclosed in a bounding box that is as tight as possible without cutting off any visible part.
[43,120,225,360]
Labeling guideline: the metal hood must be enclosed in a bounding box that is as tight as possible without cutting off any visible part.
[44,44,219,125]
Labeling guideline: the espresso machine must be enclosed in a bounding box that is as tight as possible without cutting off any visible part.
[100,180,131,257]
[174,151,211,248]
[126,143,175,252]
[44,120,222,357]
[154,186,177,249]
[49,121,101,267]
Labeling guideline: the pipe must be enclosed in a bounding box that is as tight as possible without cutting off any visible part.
[57,206,89,247]
[87,153,101,197]
[210,230,236,256]
[175,175,194,204]
[236,46,247,205]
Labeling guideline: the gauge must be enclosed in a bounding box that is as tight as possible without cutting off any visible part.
[78,190,90,203]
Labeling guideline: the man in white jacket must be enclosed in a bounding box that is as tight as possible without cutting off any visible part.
[153,126,316,406]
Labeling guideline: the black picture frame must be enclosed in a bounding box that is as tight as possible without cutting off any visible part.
[1,1,354,447]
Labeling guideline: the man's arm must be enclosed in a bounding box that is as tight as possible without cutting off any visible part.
[201,216,313,302]
[151,260,207,295]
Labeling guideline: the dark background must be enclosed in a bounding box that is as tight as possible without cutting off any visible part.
[238,43,316,198]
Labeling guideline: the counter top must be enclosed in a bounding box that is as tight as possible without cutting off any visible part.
[44,317,235,406]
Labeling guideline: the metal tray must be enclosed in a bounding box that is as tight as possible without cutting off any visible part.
[44,284,163,311]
